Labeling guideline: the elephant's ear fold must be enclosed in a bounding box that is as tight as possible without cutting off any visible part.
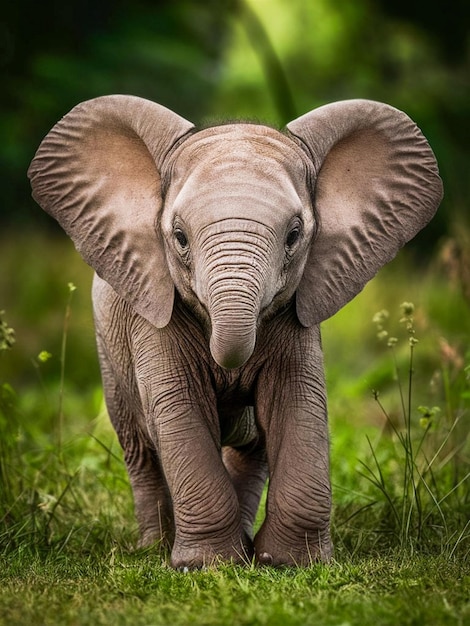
[286,99,443,327]
[28,95,194,328]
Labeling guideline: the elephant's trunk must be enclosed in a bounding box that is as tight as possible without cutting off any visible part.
[201,226,273,370]
[209,296,258,369]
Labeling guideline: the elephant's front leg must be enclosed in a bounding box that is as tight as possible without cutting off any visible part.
[134,317,250,568]
[155,404,251,568]
[254,325,332,566]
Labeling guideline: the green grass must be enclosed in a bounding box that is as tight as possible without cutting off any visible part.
[1,553,469,626]
[1,234,469,625]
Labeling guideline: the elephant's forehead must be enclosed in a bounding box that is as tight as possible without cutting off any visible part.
[165,125,311,223]
[170,124,307,175]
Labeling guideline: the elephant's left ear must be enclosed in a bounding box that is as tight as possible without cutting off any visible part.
[286,99,443,326]
[28,95,194,328]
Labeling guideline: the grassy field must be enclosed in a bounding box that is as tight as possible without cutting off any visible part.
[1,234,469,625]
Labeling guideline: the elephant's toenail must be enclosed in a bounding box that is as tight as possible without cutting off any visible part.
[258,552,273,565]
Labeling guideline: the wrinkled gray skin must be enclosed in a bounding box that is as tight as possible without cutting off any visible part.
[28,96,443,568]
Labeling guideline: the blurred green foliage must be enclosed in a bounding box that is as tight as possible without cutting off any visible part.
[1,0,468,238]
[1,0,238,227]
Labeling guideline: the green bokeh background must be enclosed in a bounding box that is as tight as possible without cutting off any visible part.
[2,0,468,230]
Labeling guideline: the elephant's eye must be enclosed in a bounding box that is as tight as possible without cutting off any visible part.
[174,228,189,249]
[285,225,301,250]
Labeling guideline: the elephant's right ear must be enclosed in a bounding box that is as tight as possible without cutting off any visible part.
[28,95,194,328]
[287,100,443,327]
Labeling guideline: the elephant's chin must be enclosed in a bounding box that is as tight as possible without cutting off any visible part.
[209,334,256,370]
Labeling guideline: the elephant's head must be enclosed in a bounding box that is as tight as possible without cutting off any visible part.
[28,96,442,369]
[158,124,317,368]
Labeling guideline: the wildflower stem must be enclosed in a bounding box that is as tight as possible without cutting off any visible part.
[408,343,414,431]
[58,285,76,452]
[391,347,407,427]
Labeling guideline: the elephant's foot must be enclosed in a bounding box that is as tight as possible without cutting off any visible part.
[136,526,173,552]
[254,523,332,567]
[132,484,175,551]
[135,508,175,551]
[170,532,253,570]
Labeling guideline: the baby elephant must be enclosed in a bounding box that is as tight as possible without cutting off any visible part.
[28,96,442,568]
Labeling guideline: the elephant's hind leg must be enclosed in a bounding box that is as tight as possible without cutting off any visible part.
[98,345,174,550]
[125,437,175,550]
[222,440,268,543]
[112,401,175,549]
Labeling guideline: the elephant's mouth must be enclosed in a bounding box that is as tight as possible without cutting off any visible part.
[176,288,212,333]
[258,290,293,323]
